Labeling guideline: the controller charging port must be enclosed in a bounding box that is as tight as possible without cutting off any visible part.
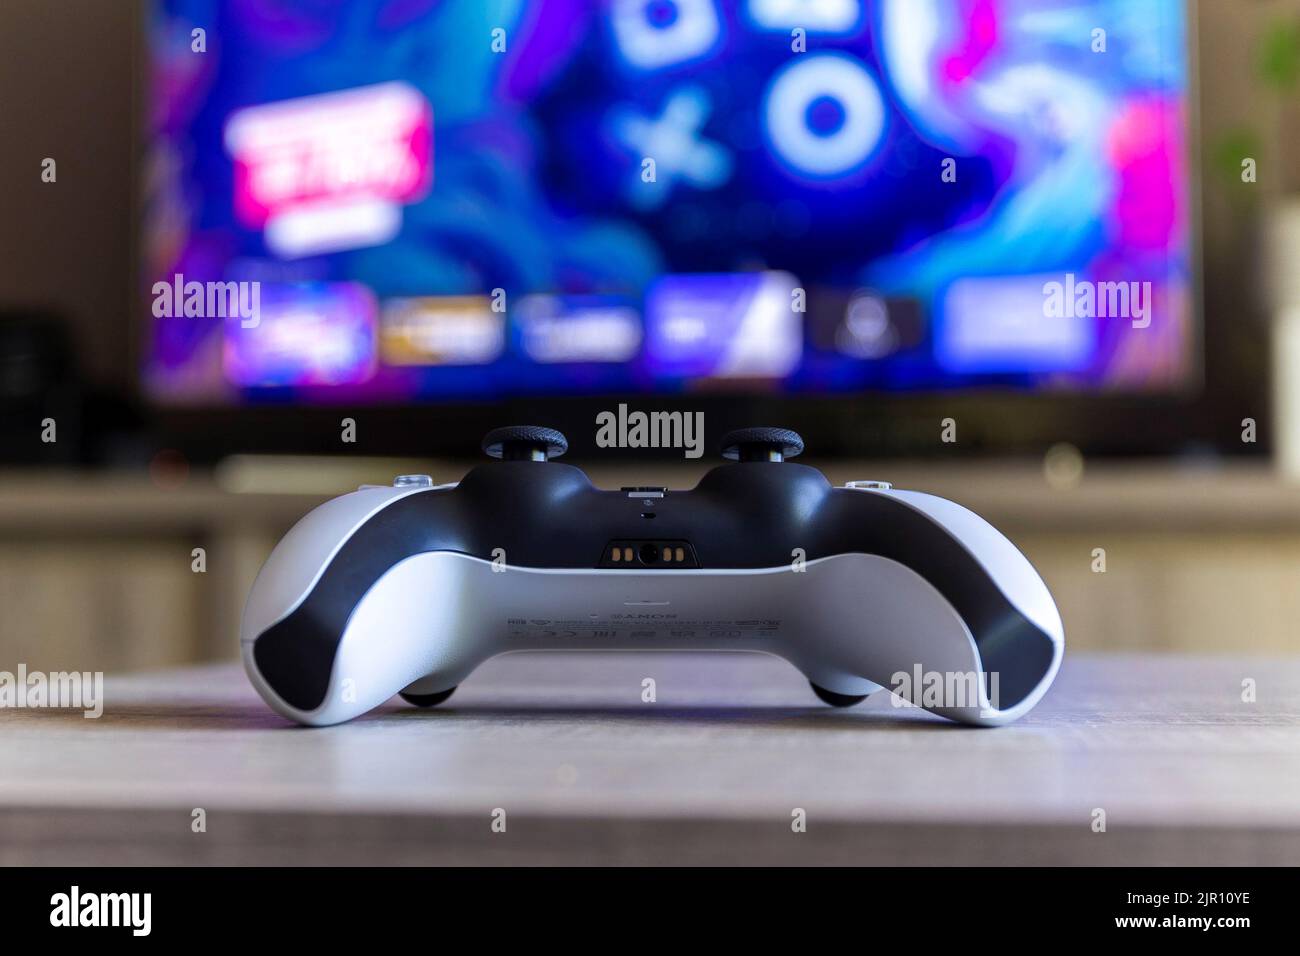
[601,540,699,568]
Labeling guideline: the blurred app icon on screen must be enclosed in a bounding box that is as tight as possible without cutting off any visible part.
[380,297,504,366]
[816,291,925,359]
[937,276,1096,373]
[517,295,643,364]
[644,272,802,378]
[223,283,377,387]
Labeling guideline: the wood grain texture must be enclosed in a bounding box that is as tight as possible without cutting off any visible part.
[0,653,1297,865]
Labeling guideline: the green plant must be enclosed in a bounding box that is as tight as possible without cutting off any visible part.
[1213,9,1300,196]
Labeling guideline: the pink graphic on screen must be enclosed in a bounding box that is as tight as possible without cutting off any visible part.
[223,82,432,257]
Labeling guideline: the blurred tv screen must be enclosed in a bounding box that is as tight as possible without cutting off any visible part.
[144,0,1195,405]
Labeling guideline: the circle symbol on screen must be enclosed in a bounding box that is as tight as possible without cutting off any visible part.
[646,0,679,28]
[764,54,886,178]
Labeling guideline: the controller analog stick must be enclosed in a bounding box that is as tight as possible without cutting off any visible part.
[810,682,869,708]
[399,686,457,708]
[721,427,805,462]
[482,426,568,461]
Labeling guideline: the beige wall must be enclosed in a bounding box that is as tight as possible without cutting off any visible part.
[0,0,137,387]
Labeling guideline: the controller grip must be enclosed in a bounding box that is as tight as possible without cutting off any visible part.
[241,486,426,644]
[240,485,460,725]
[245,551,487,725]
[823,488,1064,724]
[877,488,1064,649]
[785,554,1062,726]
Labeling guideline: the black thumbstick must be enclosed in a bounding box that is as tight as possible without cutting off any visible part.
[720,427,805,462]
[482,425,568,461]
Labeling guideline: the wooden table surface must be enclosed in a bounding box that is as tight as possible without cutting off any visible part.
[2,653,1298,866]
